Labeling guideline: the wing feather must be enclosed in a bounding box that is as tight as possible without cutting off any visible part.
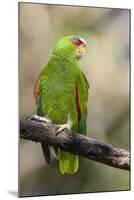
[75,71,89,135]
[33,79,39,98]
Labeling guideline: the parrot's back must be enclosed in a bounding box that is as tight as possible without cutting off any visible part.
[34,41,89,174]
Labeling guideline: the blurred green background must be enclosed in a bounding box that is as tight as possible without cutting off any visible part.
[19,3,130,197]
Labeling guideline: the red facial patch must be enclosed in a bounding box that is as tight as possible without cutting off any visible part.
[71,37,83,46]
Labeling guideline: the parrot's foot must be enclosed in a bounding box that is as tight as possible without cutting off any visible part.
[32,114,52,124]
[55,124,71,135]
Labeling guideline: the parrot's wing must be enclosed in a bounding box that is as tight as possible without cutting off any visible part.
[33,79,39,104]
[81,71,90,97]
[33,79,39,98]
[33,78,52,164]
[76,71,89,135]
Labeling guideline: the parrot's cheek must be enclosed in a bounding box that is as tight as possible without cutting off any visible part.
[75,45,87,59]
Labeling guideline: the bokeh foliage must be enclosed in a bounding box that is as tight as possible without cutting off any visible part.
[19,3,130,197]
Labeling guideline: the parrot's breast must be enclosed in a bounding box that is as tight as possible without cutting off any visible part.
[38,61,79,127]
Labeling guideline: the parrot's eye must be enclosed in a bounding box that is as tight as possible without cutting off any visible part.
[72,37,78,43]
[71,37,83,46]
[72,37,78,41]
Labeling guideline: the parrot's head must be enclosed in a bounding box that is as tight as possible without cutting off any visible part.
[53,35,87,60]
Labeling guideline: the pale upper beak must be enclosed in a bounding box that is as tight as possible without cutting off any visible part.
[80,37,87,47]
[75,42,87,59]
[79,38,87,58]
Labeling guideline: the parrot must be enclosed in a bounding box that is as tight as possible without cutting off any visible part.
[33,35,89,174]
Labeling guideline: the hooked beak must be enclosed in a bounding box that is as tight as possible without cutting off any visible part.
[79,37,87,47]
[76,38,87,59]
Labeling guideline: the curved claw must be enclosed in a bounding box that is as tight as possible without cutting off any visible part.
[31,114,52,123]
[55,124,71,136]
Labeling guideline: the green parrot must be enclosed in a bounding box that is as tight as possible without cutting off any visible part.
[33,35,89,174]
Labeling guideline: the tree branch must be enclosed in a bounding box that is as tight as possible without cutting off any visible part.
[20,118,130,171]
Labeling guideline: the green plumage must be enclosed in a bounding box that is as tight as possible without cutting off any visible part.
[35,35,89,174]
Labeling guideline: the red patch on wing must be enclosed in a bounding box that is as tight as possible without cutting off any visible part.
[75,81,81,122]
[33,79,39,98]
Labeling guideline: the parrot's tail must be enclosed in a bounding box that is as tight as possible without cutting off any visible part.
[41,143,51,164]
[59,151,79,174]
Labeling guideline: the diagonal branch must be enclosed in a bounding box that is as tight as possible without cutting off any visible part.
[20,118,130,171]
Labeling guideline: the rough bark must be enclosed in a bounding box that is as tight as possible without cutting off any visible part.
[20,118,130,171]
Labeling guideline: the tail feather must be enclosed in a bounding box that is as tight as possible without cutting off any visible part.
[59,151,79,174]
[41,143,51,164]
[52,147,60,160]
